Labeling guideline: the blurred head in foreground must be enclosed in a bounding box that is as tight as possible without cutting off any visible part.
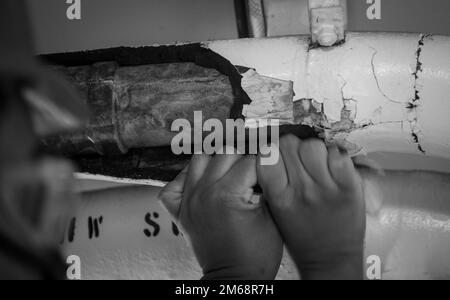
[0,0,88,279]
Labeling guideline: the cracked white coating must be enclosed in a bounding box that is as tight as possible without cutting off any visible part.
[205,33,450,159]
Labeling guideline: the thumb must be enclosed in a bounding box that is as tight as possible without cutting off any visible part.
[158,166,188,220]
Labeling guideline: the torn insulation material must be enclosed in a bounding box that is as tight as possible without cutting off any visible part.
[40,33,450,182]
[241,69,295,125]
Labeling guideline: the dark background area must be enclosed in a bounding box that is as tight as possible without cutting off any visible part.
[28,0,450,54]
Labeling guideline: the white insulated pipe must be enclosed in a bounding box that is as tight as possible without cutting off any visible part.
[65,170,450,280]
[205,32,450,159]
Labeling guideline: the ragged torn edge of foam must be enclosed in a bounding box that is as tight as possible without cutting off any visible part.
[239,69,296,129]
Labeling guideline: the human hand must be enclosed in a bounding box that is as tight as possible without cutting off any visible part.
[258,136,365,280]
[159,148,283,280]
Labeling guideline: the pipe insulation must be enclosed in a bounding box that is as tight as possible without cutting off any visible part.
[205,32,450,159]
[65,170,450,280]
[45,32,450,162]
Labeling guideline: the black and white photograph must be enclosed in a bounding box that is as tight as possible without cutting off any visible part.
[1,0,450,285]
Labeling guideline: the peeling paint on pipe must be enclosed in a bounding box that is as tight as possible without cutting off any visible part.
[205,32,450,159]
[44,33,450,161]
